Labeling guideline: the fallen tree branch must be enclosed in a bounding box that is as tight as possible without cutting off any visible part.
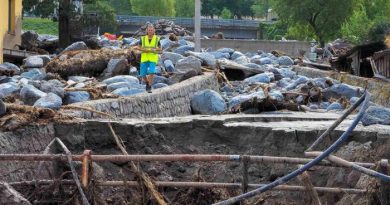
[55,138,90,205]
[107,123,168,205]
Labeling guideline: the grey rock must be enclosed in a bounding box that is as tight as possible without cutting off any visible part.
[24,56,43,68]
[0,62,21,75]
[173,45,194,55]
[278,56,294,66]
[64,91,90,104]
[216,47,235,54]
[152,83,168,89]
[277,77,293,88]
[161,52,184,65]
[231,51,244,60]
[62,41,88,53]
[361,106,390,126]
[327,102,344,111]
[107,82,144,92]
[187,51,216,67]
[103,58,128,77]
[20,85,47,105]
[164,60,175,72]
[320,102,331,109]
[286,75,309,90]
[0,82,19,97]
[171,56,202,82]
[323,83,363,100]
[0,99,6,116]
[228,90,266,109]
[191,89,226,114]
[40,80,65,98]
[233,56,249,65]
[243,73,271,84]
[34,93,62,110]
[21,68,46,80]
[269,90,284,102]
[153,75,169,85]
[279,67,297,79]
[102,75,139,85]
[259,57,272,65]
[35,55,51,66]
[112,87,144,96]
[0,76,13,84]
[208,51,230,59]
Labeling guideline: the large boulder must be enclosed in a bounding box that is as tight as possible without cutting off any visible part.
[153,75,169,85]
[34,93,62,110]
[323,83,363,100]
[0,181,31,205]
[39,80,65,98]
[102,75,139,85]
[361,106,390,126]
[20,85,47,105]
[259,57,272,65]
[171,56,202,82]
[61,41,88,53]
[327,102,344,111]
[107,82,144,92]
[233,56,249,65]
[20,68,46,80]
[278,56,294,66]
[285,76,309,90]
[112,87,144,96]
[191,89,226,114]
[231,51,245,60]
[243,73,271,84]
[279,67,297,79]
[102,58,128,78]
[208,51,230,59]
[161,52,184,65]
[64,91,90,104]
[173,45,194,55]
[24,56,44,68]
[216,48,235,55]
[163,60,175,72]
[68,76,91,83]
[187,51,216,67]
[153,83,168,89]
[228,90,266,109]
[0,62,21,76]
[0,82,19,97]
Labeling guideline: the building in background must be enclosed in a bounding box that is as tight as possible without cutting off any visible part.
[0,0,22,63]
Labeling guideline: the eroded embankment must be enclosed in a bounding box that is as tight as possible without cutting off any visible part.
[0,112,389,204]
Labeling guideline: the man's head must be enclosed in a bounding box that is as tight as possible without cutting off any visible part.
[146,24,155,36]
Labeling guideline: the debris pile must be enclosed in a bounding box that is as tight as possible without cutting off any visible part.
[134,19,193,37]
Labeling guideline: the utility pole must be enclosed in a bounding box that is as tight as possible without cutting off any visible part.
[194,0,201,52]
[59,0,71,48]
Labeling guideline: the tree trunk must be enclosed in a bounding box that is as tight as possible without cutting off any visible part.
[59,0,71,49]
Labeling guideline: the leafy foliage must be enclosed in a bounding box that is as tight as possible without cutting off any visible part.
[130,0,175,17]
[176,0,195,17]
[271,0,355,46]
[220,7,232,19]
[84,0,117,33]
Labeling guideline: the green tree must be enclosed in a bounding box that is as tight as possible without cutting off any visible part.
[109,0,133,15]
[23,0,57,18]
[341,4,371,44]
[272,0,355,46]
[201,0,221,19]
[130,0,175,17]
[251,0,270,18]
[176,0,194,17]
[220,7,232,19]
[84,0,117,32]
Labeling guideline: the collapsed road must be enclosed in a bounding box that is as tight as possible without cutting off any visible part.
[0,20,390,205]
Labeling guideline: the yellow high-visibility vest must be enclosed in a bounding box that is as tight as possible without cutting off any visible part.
[140,35,160,63]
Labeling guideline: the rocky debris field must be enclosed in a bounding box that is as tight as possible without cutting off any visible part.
[2,19,390,129]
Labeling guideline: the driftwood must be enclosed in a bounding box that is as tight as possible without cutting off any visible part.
[302,60,332,70]
[45,48,140,79]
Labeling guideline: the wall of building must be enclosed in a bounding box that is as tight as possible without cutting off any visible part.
[0,0,22,63]
[201,39,310,56]
[64,73,219,119]
[293,66,390,108]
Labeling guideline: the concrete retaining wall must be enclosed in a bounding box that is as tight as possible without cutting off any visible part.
[201,39,310,56]
[293,66,390,108]
[65,72,219,119]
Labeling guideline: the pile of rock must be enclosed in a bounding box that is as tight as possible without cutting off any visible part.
[134,19,192,37]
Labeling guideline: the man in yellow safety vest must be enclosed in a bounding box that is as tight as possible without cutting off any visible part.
[135,24,162,93]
